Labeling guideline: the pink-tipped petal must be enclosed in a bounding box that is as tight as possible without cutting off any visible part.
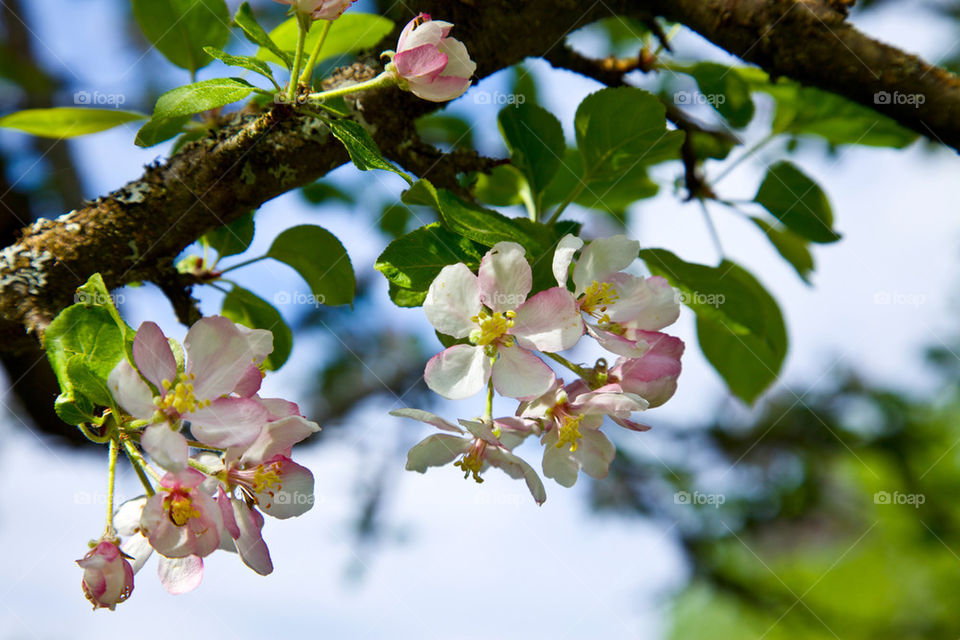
[394,44,449,81]
[184,316,255,399]
[132,322,177,390]
[157,556,203,595]
[484,447,546,505]
[107,360,157,420]
[409,75,471,102]
[587,324,649,358]
[611,332,684,407]
[188,397,269,449]
[478,242,531,312]
[512,287,584,352]
[216,487,241,540]
[423,263,482,339]
[620,276,681,331]
[233,364,264,397]
[491,346,555,400]
[237,415,320,465]
[232,501,273,575]
[424,344,491,399]
[436,37,476,78]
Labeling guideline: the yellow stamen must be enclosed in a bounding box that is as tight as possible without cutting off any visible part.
[580,280,619,319]
[555,414,584,452]
[468,310,516,347]
[167,494,201,526]
[454,441,486,483]
[252,464,282,493]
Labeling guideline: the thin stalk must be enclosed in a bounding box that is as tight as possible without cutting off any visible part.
[218,255,267,274]
[287,18,310,103]
[120,437,162,484]
[711,132,776,186]
[543,351,590,378]
[307,70,397,102]
[546,179,588,225]
[698,198,725,259]
[78,422,110,444]
[104,438,119,536]
[299,19,332,85]
[484,374,495,420]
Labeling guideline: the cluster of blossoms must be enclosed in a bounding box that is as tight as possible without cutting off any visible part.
[77,316,319,610]
[393,235,684,502]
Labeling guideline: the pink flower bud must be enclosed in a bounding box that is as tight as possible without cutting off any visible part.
[76,540,134,610]
[391,14,476,102]
[274,0,355,21]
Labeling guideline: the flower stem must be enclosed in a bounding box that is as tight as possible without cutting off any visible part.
[484,374,495,420]
[711,132,776,186]
[546,177,589,225]
[104,438,119,537]
[218,254,267,274]
[120,437,161,486]
[299,19,332,86]
[307,70,397,102]
[287,17,311,104]
[78,422,111,444]
[543,351,590,378]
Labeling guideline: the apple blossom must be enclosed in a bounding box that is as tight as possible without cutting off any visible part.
[140,468,224,559]
[608,332,685,408]
[274,0,355,20]
[553,234,681,357]
[392,408,546,504]
[520,379,648,487]
[423,241,583,400]
[107,317,274,470]
[388,14,476,102]
[76,540,134,610]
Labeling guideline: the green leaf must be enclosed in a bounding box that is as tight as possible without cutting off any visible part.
[203,47,277,85]
[379,204,412,238]
[204,212,255,259]
[66,356,116,408]
[0,108,146,138]
[689,63,755,128]
[135,115,191,148]
[131,0,230,74]
[151,78,255,121]
[575,87,684,181]
[75,273,136,356]
[221,286,292,370]
[234,2,291,68]
[301,181,354,204]
[375,223,484,291]
[641,249,788,403]
[736,69,917,148]
[267,225,355,306]
[327,118,412,183]
[543,147,657,215]
[754,161,840,243]
[751,217,815,284]
[389,283,428,307]
[497,103,565,198]
[473,164,529,208]
[44,304,126,422]
[258,13,394,67]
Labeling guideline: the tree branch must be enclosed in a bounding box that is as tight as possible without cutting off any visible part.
[1,0,959,348]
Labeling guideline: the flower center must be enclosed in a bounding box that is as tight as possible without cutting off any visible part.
[555,414,584,452]
[165,490,201,527]
[469,310,516,347]
[454,440,486,483]
[580,280,619,323]
[252,463,282,494]
[155,373,211,415]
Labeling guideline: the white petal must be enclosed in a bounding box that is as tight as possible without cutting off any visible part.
[552,234,583,287]
[572,235,640,295]
[405,434,470,472]
[491,346,554,400]
[157,555,204,595]
[478,241,531,312]
[484,448,546,505]
[107,360,156,419]
[120,532,153,574]
[114,497,147,536]
[423,263,481,339]
[436,37,476,78]
[512,287,583,352]
[141,424,189,471]
[424,345,491,399]
[457,418,500,445]
[389,408,464,434]
[184,316,254,399]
